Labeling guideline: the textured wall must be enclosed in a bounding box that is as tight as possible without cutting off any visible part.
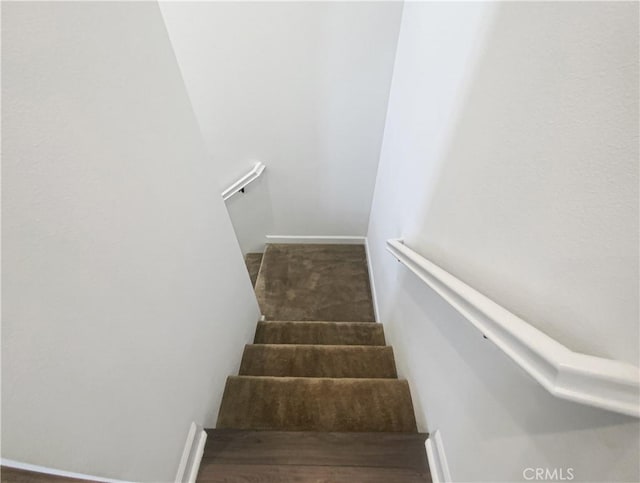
[367,2,639,481]
[160,1,403,254]
[2,2,260,480]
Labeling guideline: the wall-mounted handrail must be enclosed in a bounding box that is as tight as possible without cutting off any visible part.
[386,238,640,417]
[221,162,266,201]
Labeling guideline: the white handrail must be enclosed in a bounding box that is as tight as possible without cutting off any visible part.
[221,162,266,201]
[386,239,640,417]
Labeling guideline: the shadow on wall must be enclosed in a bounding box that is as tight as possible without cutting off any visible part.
[224,169,275,255]
[161,1,402,252]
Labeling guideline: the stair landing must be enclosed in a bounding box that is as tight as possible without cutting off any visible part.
[254,244,376,322]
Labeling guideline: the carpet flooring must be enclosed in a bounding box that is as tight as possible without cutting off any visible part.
[254,320,386,345]
[239,344,397,378]
[217,376,416,432]
[244,252,263,287]
[204,243,428,481]
[254,244,376,322]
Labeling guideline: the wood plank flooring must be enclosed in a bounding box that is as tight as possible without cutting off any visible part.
[198,429,431,482]
[1,467,96,483]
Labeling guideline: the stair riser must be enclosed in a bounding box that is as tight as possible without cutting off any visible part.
[240,345,397,378]
[217,377,417,432]
[203,429,428,471]
[254,321,386,346]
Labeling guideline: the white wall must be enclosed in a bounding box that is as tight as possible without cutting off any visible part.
[1,2,260,481]
[160,1,402,254]
[367,2,639,482]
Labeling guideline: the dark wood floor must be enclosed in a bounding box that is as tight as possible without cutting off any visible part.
[197,429,431,482]
[1,467,96,483]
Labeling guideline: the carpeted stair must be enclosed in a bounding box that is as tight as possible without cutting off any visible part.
[254,320,386,345]
[239,344,397,378]
[202,244,429,481]
[218,376,415,432]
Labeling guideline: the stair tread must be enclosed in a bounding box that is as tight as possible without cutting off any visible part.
[202,429,428,471]
[261,320,379,324]
[240,344,397,378]
[217,376,417,432]
[254,321,385,345]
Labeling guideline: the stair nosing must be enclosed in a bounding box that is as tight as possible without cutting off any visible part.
[244,343,391,349]
[227,375,409,383]
[259,320,382,324]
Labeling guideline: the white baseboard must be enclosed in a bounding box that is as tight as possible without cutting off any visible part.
[265,235,366,245]
[0,459,132,483]
[175,422,197,482]
[175,423,207,483]
[425,430,451,483]
[364,237,379,322]
[186,430,207,483]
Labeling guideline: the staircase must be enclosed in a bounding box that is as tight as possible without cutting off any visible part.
[199,244,430,481]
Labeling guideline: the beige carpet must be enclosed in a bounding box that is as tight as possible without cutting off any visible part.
[239,344,397,378]
[254,244,375,322]
[254,320,386,345]
[215,243,419,434]
[217,376,416,432]
[244,252,263,287]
